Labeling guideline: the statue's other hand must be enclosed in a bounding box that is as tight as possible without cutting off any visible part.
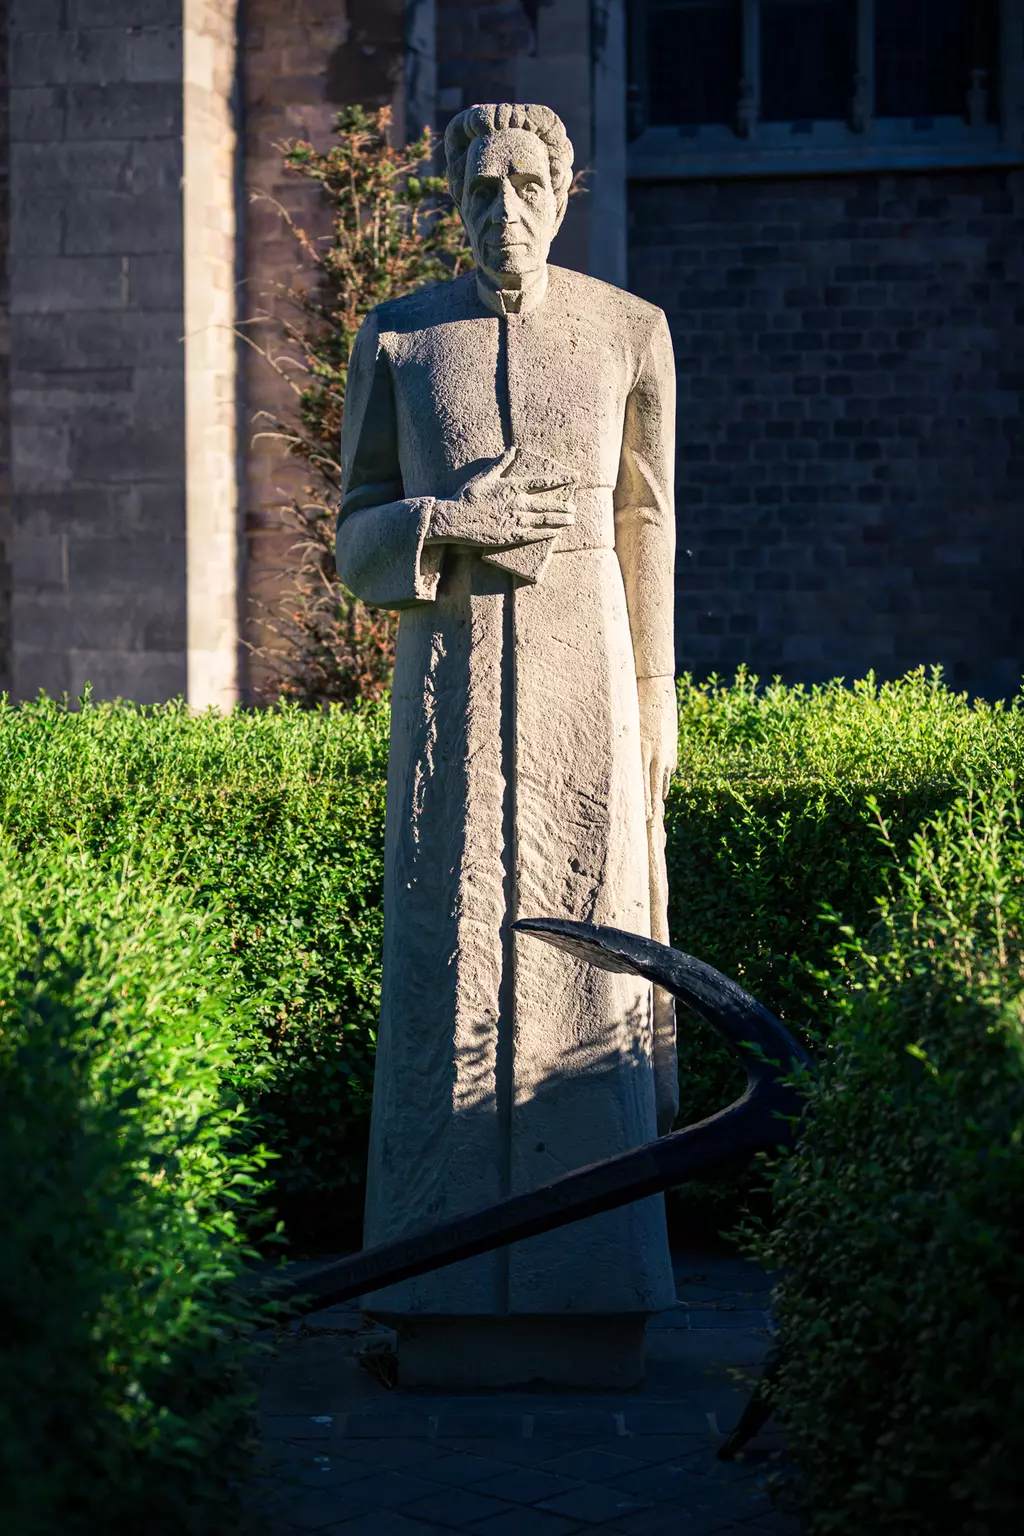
[638,675,678,821]
[425,445,577,549]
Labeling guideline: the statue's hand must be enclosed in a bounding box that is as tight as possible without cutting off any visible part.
[638,675,678,821]
[426,446,576,549]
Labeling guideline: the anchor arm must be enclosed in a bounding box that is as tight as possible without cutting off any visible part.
[266,922,810,1315]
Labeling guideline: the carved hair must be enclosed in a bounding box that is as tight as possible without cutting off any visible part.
[444,103,574,225]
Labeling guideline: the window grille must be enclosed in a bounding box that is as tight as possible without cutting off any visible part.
[627,0,1023,177]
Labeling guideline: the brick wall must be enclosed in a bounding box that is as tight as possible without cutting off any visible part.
[6,0,188,702]
[240,0,402,695]
[629,169,1024,697]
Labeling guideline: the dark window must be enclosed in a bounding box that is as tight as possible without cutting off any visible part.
[761,0,857,122]
[876,0,1000,120]
[647,0,742,127]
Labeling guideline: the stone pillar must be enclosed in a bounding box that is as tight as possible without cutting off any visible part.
[184,0,241,709]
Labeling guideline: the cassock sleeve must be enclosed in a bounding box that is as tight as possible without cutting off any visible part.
[335,310,443,609]
[613,308,676,679]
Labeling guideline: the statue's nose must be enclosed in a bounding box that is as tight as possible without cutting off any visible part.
[494,179,519,222]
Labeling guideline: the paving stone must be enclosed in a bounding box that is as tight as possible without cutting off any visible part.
[538,1482,653,1524]
[743,1512,802,1534]
[418,1452,521,1486]
[341,1471,449,1510]
[287,1456,383,1491]
[531,1409,619,1438]
[647,1306,692,1329]
[433,1438,588,1467]
[346,1413,434,1439]
[264,1414,337,1441]
[679,1446,773,1483]
[286,1486,375,1530]
[537,1447,647,1482]
[336,1440,442,1470]
[624,1404,720,1435]
[607,1460,714,1504]
[399,1489,516,1528]
[676,1287,772,1307]
[251,1252,795,1533]
[465,1510,582,1536]
[604,1505,749,1536]
[437,1413,525,1439]
[324,1515,453,1536]
[688,1312,772,1331]
[616,1434,709,1463]
[470,1469,583,1506]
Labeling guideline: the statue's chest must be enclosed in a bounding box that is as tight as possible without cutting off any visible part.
[388,312,629,470]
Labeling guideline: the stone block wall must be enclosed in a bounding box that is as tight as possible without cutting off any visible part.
[1,7,11,694]
[630,169,1024,697]
[6,0,187,702]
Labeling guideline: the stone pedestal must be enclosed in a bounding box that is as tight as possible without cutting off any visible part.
[380,1314,647,1391]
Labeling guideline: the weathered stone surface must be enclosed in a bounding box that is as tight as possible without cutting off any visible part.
[337,105,677,1371]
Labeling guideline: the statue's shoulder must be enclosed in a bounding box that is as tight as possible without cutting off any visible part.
[546,265,667,339]
[370,272,476,337]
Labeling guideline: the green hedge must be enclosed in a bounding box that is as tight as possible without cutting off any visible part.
[3,671,1021,1521]
[3,669,1021,1237]
[0,694,388,1240]
[0,845,273,1533]
[666,666,1024,1130]
[759,776,1024,1532]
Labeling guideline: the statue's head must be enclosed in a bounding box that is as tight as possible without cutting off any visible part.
[445,103,574,284]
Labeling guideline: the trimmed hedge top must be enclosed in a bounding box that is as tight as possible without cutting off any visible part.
[665,667,1024,1127]
[4,668,1022,1219]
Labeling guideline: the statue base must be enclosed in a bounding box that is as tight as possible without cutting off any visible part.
[378,1314,647,1390]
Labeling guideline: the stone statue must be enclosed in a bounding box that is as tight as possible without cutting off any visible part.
[336,102,678,1387]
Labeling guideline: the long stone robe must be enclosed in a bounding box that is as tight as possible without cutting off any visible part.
[336,264,677,1317]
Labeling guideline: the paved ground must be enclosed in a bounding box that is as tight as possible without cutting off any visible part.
[251,1252,797,1536]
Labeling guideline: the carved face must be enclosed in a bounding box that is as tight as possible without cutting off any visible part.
[460,129,559,282]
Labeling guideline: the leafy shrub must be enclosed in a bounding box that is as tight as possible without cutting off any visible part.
[0,846,273,1533]
[3,668,1020,1244]
[250,105,470,705]
[759,776,1024,1532]
[666,666,1024,1132]
[0,693,388,1240]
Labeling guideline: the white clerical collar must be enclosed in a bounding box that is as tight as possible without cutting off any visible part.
[475,265,549,318]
